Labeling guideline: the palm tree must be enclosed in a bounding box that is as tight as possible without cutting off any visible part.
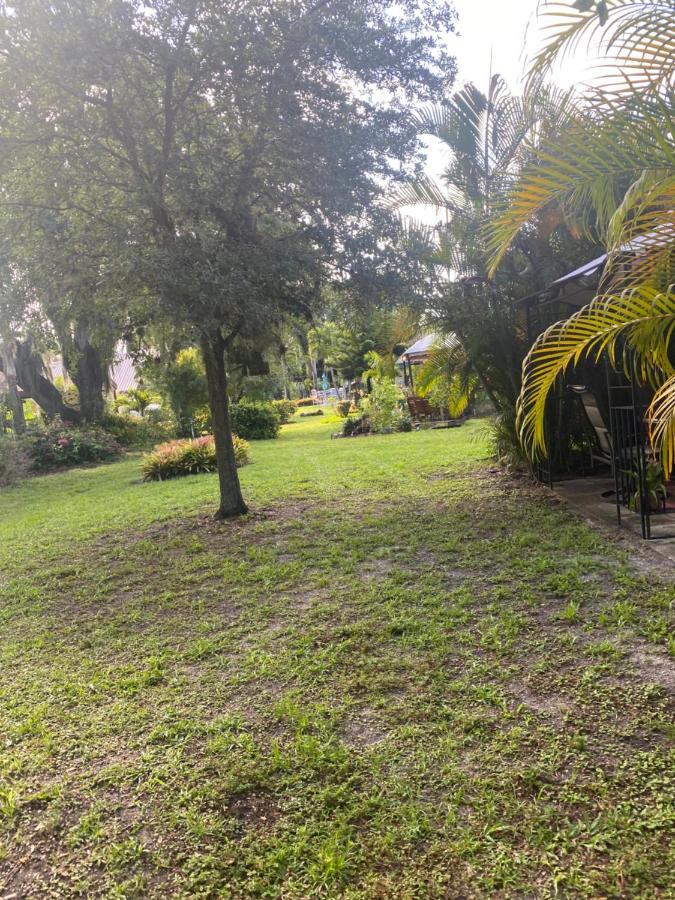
[488,0,675,472]
[394,75,582,415]
[415,335,478,417]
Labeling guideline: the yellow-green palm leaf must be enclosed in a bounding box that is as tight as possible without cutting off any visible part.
[487,93,675,278]
[517,285,675,458]
[416,335,477,416]
[649,375,675,476]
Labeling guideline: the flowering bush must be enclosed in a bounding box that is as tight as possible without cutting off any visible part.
[141,434,250,481]
[25,419,123,470]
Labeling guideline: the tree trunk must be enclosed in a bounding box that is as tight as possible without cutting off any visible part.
[279,353,290,400]
[201,329,248,519]
[309,357,319,390]
[70,340,106,421]
[64,323,107,422]
[15,340,81,424]
[5,374,26,433]
[0,344,26,434]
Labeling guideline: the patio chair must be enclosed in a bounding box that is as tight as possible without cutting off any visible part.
[568,386,613,468]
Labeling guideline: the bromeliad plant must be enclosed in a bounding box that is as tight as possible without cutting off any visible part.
[142,435,250,482]
[488,0,675,474]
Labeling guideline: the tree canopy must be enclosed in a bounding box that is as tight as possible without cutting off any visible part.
[0,0,456,515]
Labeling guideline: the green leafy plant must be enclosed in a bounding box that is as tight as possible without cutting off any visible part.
[481,408,529,470]
[625,461,668,513]
[117,387,161,418]
[229,401,280,441]
[272,399,296,424]
[363,379,410,433]
[142,435,249,482]
[148,348,209,435]
[416,337,477,418]
[102,411,177,449]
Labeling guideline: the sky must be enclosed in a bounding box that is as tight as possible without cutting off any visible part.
[449,0,537,93]
[448,0,594,93]
[418,0,599,183]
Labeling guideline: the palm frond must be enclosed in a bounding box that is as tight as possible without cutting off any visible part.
[517,285,675,458]
[487,90,675,274]
[387,175,468,216]
[415,335,467,389]
[416,334,476,416]
[443,374,475,417]
[649,374,675,476]
[528,1,675,95]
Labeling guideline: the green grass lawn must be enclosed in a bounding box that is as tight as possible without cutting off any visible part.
[0,414,673,898]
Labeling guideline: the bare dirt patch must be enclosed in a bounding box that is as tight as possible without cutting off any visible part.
[506,680,573,722]
[627,647,675,693]
[340,709,388,749]
[229,792,280,829]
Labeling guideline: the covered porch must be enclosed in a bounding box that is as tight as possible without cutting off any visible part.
[554,475,675,562]
[523,247,675,544]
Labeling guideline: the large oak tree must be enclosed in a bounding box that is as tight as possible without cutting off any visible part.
[0,0,455,516]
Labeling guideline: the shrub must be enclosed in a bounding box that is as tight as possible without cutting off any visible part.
[25,419,123,471]
[141,434,250,481]
[191,405,212,435]
[145,347,209,433]
[0,435,28,486]
[365,379,406,433]
[229,400,280,440]
[116,387,162,417]
[294,397,315,407]
[272,399,296,424]
[483,408,528,470]
[335,400,351,418]
[342,415,371,436]
[102,411,177,449]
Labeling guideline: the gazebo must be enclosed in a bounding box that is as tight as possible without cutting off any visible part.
[396,334,438,392]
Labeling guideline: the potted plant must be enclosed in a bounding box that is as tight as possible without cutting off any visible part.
[626,461,668,513]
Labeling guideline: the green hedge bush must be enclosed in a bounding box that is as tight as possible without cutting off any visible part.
[230,400,280,440]
[141,434,249,481]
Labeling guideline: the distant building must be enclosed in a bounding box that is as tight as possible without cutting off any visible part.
[48,342,139,397]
